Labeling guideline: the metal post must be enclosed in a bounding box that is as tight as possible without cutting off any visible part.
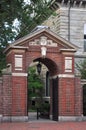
[37,108,39,120]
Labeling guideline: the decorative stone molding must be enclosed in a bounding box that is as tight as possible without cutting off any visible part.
[12,73,28,77]
[58,74,74,78]
[29,36,58,47]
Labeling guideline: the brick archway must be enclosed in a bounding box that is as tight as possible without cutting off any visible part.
[0,28,82,122]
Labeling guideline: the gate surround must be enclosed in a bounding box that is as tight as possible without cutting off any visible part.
[0,28,82,122]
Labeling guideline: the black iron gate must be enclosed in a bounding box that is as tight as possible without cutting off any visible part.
[52,77,58,121]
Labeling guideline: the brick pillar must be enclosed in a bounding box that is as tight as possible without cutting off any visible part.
[59,77,75,116]
[2,73,12,116]
[0,77,3,115]
[74,76,82,116]
[12,76,27,116]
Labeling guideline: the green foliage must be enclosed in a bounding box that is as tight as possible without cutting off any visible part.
[28,66,44,98]
[0,0,53,73]
[76,60,86,79]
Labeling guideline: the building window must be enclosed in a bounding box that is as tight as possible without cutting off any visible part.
[84,24,86,52]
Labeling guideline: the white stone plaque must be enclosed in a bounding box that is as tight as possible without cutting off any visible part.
[65,57,72,72]
[15,55,23,70]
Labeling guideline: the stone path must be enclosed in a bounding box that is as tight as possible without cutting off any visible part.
[0,113,86,130]
[0,121,86,130]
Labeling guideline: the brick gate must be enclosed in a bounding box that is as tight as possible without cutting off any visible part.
[0,28,82,121]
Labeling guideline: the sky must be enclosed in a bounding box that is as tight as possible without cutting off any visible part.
[24,0,30,4]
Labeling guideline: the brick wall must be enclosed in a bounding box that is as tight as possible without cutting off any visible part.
[59,77,75,116]
[12,76,27,116]
[74,76,82,116]
[2,74,12,116]
[0,77,3,115]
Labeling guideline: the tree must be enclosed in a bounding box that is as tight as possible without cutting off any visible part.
[28,66,44,109]
[0,0,53,74]
[76,60,86,116]
[76,59,86,79]
[0,0,25,73]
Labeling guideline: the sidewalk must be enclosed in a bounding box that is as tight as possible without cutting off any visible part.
[0,112,86,130]
[0,121,86,130]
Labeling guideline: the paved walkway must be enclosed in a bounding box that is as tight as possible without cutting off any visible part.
[0,113,86,130]
[0,121,86,130]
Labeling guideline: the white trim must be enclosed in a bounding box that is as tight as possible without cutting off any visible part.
[59,116,82,121]
[50,74,75,79]
[15,68,22,71]
[12,73,28,77]
[15,55,23,57]
[60,49,76,52]
[58,74,74,78]
[2,116,28,122]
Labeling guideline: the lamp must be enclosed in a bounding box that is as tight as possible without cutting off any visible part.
[37,62,42,75]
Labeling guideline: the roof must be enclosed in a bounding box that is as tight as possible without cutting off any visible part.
[4,27,78,53]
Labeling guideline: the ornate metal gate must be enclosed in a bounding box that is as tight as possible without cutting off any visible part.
[52,77,58,121]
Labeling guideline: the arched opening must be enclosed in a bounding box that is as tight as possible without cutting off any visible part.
[83,84,86,116]
[27,57,58,121]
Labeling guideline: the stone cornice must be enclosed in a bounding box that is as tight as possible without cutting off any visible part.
[50,0,86,10]
[4,28,78,54]
[4,45,29,54]
[60,48,77,53]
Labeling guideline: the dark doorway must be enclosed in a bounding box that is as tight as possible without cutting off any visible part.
[83,84,86,116]
[52,77,58,121]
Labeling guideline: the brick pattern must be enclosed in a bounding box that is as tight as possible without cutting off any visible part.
[74,77,82,115]
[2,74,12,116]
[59,78,75,116]
[12,76,27,116]
[0,77,3,114]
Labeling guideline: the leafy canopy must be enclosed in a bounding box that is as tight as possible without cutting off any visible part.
[28,66,44,98]
[76,60,86,79]
[0,0,53,73]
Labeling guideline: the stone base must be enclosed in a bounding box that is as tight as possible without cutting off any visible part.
[2,116,28,122]
[50,115,53,120]
[59,116,83,121]
[50,115,84,122]
[1,115,86,122]
[0,115,3,122]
